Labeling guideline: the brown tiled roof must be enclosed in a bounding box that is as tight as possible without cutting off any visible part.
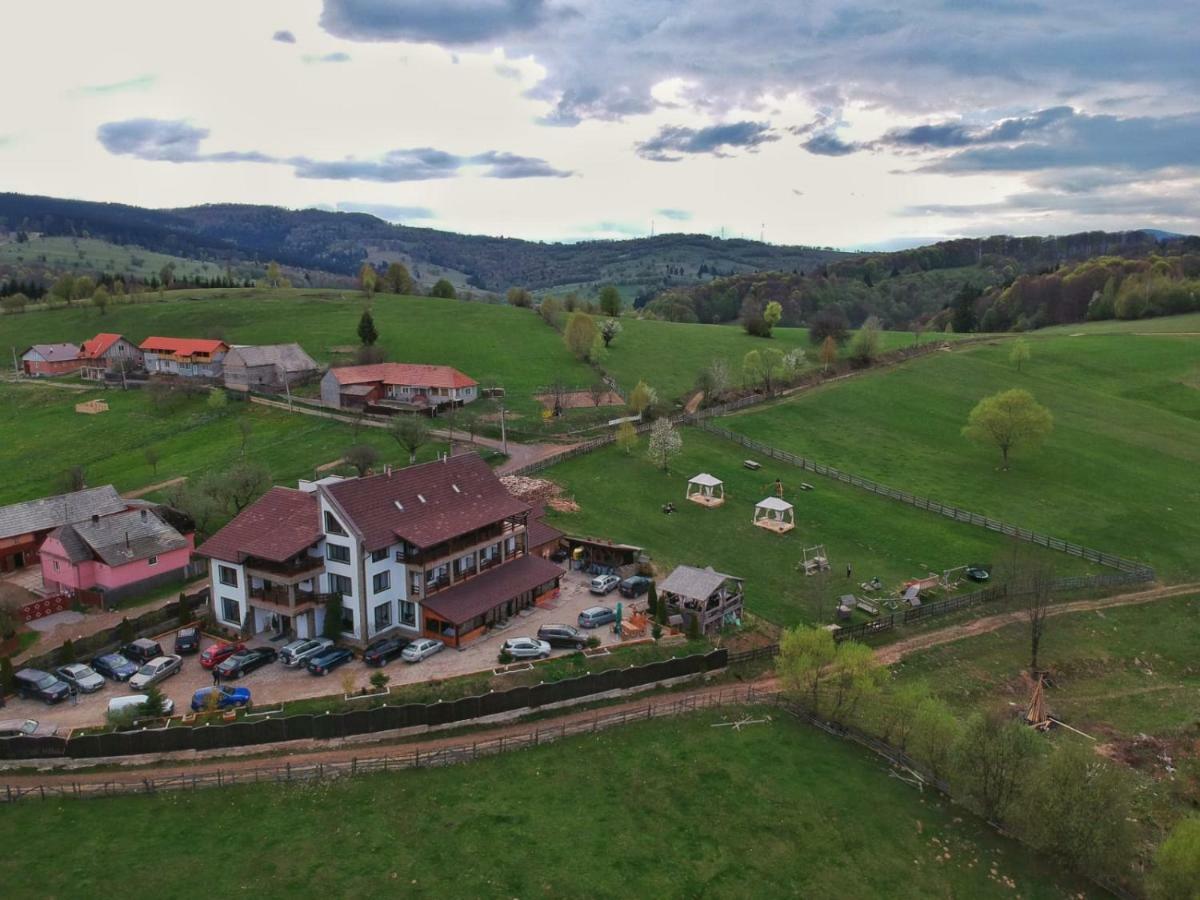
[421,554,563,626]
[196,488,320,563]
[328,363,477,389]
[323,453,528,552]
[526,502,564,550]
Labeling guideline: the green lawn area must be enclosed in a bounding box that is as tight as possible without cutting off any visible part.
[543,429,1095,628]
[0,381,449,507]
[893,595,1200,741]
[0,235,228,281]
[722,334,1200,579]
[1040,311,1200,335]
[0,710,1094,899]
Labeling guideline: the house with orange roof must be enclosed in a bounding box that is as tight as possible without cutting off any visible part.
[139,336,229,378]
[79,332,142,380]
[319,362,478,412]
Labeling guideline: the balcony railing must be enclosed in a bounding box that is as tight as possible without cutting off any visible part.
[245,555,325,581]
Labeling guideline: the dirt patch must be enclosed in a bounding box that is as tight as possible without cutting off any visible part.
[316,457,345,473]
[535,390,623,411]
[122,476,187,499]
[500,474,580,512]
[1097,732,1198,781]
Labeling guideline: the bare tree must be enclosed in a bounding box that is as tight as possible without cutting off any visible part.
[587,381,607,408]
[1025,564,1055,673]
[236,419,253,456]
[389,416,429,464]
[62,465,87,492]
[344,443,380,476]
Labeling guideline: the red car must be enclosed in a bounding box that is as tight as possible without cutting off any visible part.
[199,641,245,670]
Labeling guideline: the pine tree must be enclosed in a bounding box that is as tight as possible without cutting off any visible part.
[357,308,379,345]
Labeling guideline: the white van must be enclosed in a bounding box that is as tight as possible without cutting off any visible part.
[107,694,175,718]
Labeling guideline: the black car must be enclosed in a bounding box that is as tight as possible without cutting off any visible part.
[91,653,139,682]
[215,647,278,679]
[13,668,71,705]
[174,627,201,655]
[549,546,570,563]
[363,637,410,667]
[307,647,354,676]
[536,624,589,650]
[618,576,652,598]
[122,638,163,665]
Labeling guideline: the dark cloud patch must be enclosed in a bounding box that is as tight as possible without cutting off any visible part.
[292,148,461,181]
[272,29,297,43]
[656,208,691,221]
[470,150,572,178]
[636,121,777,162]
[320,0,564,45]
[881,107,1073,148]
[802,133,860,157]
[333,202,436,220]
[97,119,272,164]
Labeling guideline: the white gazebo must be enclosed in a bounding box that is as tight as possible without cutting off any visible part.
[686,473,725,507]
[753,496,795,533]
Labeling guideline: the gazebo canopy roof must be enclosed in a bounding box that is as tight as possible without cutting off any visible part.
[688,473,723,487]
[659,565,740,601]
[755,496,793,512]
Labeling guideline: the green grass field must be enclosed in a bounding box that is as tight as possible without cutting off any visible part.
[1041,312,1200,335]
[0,710,1094,899]
[0,381,448,508]
[722,334,1200,579]
[0,235,228,281]
[543,428,1094,627]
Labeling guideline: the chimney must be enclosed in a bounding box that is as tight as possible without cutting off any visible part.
[140,509,147,521]
[91,514,99,525]
[125,531,130,549]
[385,465,392,478]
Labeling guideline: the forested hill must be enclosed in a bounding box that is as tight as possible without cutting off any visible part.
[0,193,846,295]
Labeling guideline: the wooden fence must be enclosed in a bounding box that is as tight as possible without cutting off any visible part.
[0,683,765,803]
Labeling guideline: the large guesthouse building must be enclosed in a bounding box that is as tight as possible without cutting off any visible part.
[197,454,562,648]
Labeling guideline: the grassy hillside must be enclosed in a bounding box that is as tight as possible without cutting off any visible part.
[0,710,1092,899]
[1041,312,1200,335]
[0,235,229,281]
[543,429,1094,627]
[722,335,1200,579]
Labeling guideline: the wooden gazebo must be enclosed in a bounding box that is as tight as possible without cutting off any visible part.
[686,473,725,507]
[753,496,795,534]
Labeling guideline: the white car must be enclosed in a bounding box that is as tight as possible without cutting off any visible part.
[501,638,551,660]
[280,637,334,667]
[401,638,445,663]
[589,574,620,595]
[129,655,183,690]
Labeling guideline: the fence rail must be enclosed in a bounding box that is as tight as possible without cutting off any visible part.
[0,683,762,802]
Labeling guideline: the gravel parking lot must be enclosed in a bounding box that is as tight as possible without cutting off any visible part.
[2,568,636,731]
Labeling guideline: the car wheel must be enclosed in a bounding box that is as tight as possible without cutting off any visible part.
[539,653,549,660]
[574,642,584,650]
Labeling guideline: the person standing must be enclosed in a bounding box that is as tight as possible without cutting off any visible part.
[846,563,852,580]
[212,668,220,687]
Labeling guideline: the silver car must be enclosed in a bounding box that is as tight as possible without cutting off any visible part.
[129,655,183,690]
[280,637,334,667]
[55,663,105,694]
[0,718,60,738]
[401,638,444,663]
[501,638,552,660]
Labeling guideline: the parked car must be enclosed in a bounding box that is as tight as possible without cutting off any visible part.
[129,655,183,690]
[108,694,175,720]
[363,637,410,667]
[215,647,278,679]
[549,546,570,563]
[589,573,620,595]
[619,575,652,598]
[54,663,105,694]
[13,669,70,705]
[401,638,445,663]
[501,637,551,660]
[91,653,139,682]
[280,638,334,667]
[537,624,588,650]
[200,640,245,670]
[578,606,616,629]
[306,647,354,676]
[0,718,60,738]
[190,686,251,712]
[174,627,201,655]
[122,638,164,665]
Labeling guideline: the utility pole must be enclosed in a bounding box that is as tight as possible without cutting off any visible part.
[499,404,508,456]
[284,377,293,410]
[10,346,18,374]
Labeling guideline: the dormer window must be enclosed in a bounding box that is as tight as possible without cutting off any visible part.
[324,510,347,536]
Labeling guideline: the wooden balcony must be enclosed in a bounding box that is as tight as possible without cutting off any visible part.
[245,555,325,585]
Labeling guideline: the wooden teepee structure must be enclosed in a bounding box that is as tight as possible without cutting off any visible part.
[1024,674,1051,731]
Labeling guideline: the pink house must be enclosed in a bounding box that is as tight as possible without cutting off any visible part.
[40,506,194,604]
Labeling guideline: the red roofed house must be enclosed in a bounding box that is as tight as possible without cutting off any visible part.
[79,333,143,381]
[197,454,561,648]
[139,337,228,378]
[320,363,478,412]
[21,343,82,377]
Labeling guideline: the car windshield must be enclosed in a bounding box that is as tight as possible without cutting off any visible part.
[103,654,128,668]
[20,720,38,735]
[75,667,95,679]
[34,674,58,689]
[137,664,156,677]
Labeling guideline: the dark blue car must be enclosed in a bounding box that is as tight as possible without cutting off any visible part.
[191,686,251,711]
[91,653,139,682]
[307,647,353,676]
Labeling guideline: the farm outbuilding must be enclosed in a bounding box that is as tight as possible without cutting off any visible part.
[21,343,81,377]
[686,473,725,507]
[658,564,745,635]
[223,343,319,392]
[753,496,795,534]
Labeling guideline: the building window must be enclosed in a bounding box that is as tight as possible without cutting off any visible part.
[221,596,241,624]
[326,543,350,563]
[370,548,388,563]
[218,565,238,587]
[400,600,416,627]
[372,571,390,594]
[324,511,347,536]
[329,573,352,596]
[147,555,158,567]
[340,605,355,632]
[52,560,60,572]
[373,602,392,631]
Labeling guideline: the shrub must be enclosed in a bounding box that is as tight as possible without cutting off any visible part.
[585,636,600,649]
[369,671,390,692]
[651,623,662,641]
[498,649,514,664]
[58,639,76,665]
[176,593,191,628]
[140,684,169,719]
[118,616,135,643]
[0,656,14,693]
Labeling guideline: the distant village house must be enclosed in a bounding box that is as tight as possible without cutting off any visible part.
[79,333,142,380]
[139,337,228,378]
[20,343,82,377]
[320,363,478,412]
[222,343,319,392]
[0,485,128,574]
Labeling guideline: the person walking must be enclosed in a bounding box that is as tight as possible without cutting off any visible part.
[212,668,220,687]
[70,684,78,706]
[846,563,852,580]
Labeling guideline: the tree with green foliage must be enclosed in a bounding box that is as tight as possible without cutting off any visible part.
[808,307,850,346]
[176,592,191,628]
[628,380,656,416]
[952,712,1039,821]
[847,315,882,367]
[907,696,961,781]
[323,594,345,640]
[91,284,110,315]
[430,278,456,299]
[762,300,782,336]
[1009,337,1030,372]
[357,308,379,345]
[118,616,135,643]
[563,311,599,360]
[0,656,15,693]
[951,282,981,333]
[506,286,533,308]
[140,684,169,719]
[645,417,682,471]
[51,274,75,306]
[599,317,622,347]
[1150,815,1200,900]
[369,670,391,692]
[344,443,380,476]
[962,388,1054,470]
[74,275,96,301]
[826,641,886,721]
[615,420,638,454]
[598,284,621,317]
[58,639,76,665]
[384,262,414,295]
[144,446,161,475]
[1,293,28,314]
[645,581,658,618]
[819,334,838,373]
[874,681,930,749]
[359,263,377,298]
[777,626,837,713]
[214,460,272,514]
[686,610,702,640]
[389,415,429,464]
[538,295,563,324]
[744,347,786,394]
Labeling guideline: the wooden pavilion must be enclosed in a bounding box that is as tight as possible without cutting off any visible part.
[686,473,725,507]
[753,496,795,533]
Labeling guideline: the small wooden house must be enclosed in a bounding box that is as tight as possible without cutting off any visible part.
[79,333,142,380]
[21,344,81,377]
[223,343,319,392]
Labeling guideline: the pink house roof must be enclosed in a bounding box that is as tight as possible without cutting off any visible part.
[329,363,477,390]
[80,333,124,359]
[139,337,228,355]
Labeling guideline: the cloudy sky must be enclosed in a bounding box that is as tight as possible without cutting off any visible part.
[2,1,1197,248]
